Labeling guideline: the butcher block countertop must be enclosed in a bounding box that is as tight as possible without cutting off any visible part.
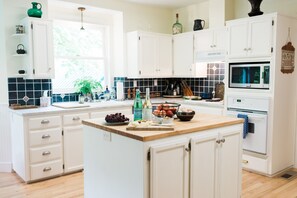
[82,113,244,142]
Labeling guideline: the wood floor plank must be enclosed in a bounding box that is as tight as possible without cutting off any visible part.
[1,170,297,197]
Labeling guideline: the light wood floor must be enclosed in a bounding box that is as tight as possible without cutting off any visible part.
[1,170,297,198]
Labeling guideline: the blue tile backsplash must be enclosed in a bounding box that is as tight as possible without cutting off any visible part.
[7,63,225,105]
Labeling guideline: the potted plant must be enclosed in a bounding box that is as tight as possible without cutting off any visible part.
[74,78,102,102]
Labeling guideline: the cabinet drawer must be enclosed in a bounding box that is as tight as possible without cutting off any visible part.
[29,128,62,147]
[30,160,63,181]
[63,113,89,126]
[30,144,62,164]
[28,116,61,130]
[242,154,268,174]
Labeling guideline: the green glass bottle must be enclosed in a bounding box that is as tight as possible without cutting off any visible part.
[172,13,182,35]
[133,89,142,121]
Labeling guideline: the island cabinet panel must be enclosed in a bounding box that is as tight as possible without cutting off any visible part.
[150,138,189,198]
[190,131,218,198]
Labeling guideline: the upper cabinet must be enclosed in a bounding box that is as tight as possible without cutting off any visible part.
[20,18,54,79]
[227,15,274,59]
[194,27,227,53]
[173,32,194,77]
[127,31,172,78]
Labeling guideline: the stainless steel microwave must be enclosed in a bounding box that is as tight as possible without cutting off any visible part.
[229,62,270,89]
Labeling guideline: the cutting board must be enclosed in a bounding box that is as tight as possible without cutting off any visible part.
[126,126,174,131]
[10,105,38,110]
[52,102,90,109]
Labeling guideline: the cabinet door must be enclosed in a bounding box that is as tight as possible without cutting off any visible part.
[214,28,227,51]
[150,138,189,198]
[218,129,241,198]
[194,29,213,52]
[31,20,54,78]
[173,33,194,77]
[190,132,218,198]
[63,125,84,173]
[157,35,172,77]
[139,33,157,77]
[228,22,248,58]
[248,18,273,57]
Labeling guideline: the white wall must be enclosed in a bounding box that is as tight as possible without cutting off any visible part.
[0,0,11,172]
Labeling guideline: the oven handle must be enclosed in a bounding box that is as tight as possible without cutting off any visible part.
[227,108,267,115]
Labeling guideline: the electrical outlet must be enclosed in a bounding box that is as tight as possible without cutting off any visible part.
[103,132,111,141]
[154,79,158,86]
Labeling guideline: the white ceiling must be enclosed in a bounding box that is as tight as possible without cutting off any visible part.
[117,0,208,8]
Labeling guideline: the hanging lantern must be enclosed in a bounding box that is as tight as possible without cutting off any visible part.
[281,28,295,74]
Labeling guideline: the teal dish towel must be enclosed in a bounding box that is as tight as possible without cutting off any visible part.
[237,114,248,139]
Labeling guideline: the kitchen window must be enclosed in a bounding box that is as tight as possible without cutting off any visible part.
[52,20,109,94]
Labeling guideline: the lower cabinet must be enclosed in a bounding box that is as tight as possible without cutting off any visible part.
[63,113,89,173]
[149,126,242,198]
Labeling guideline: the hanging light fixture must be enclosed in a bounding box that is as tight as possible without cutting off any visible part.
[78,7,86,30]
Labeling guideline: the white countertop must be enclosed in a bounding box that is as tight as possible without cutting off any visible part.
[9,98,224,116]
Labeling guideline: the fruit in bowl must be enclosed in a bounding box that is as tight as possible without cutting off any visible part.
[152,102,180,118]
[176,108,195,121]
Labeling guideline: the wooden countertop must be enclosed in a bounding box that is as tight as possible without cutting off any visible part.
[82,113,244,142]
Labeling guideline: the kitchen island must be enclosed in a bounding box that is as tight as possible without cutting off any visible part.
[82,113,243,198]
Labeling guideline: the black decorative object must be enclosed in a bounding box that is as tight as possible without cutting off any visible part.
[248,0,264,17]
[193,19,205,31]
[16,44,26,54]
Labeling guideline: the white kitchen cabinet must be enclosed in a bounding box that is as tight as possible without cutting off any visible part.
[190,127,242,198]
[173,32,194,77]
[194,27,227,53]
[90,107,131,119]
[227,15,274,59]
[127,31,172,78]
[63,113,89,173]
[20,17,54,79]
[150,139,189,198]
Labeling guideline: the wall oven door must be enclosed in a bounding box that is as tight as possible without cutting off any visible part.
[227,109,268,155]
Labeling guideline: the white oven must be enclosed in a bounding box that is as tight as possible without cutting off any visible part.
[226,96,269,155]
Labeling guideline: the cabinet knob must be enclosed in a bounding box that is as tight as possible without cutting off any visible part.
[220,138,225,143]
[41,120,50,124]
[43,167,52,172]
[242,160,249,164]
[72,116,80,121]
[185,147,190,152]
[243,48,247,51]
[42,151,51,156]
[216,140,221,144]
[247,48,251,51]
[42,134,51,139]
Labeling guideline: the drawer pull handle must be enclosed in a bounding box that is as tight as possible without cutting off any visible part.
[72,117,80,121]
[41,120,50,124]
[43,167,52,172]
[42,134,51,139]
[42,151,51,156]
[242,160,249,164]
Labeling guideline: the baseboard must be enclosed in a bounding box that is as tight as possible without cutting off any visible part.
[0,162,12,172]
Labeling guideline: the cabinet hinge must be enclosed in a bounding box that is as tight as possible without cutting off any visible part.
[271,47,273,53]
[139,70,141,75]
[188,142,191,151]
[33,69,35,74]
[138,36,140,41]
[147,151,151,161]
[31,23,33,29]
[62,130,64,136]
[272,20,274,26]
[63,164,65,169]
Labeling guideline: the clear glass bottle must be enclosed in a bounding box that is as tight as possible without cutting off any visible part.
[142,88,152,121]
[133,89,143,121]
[172,13,183,35]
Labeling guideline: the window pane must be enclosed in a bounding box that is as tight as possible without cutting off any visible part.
[52,58,105,93]
[53,24,104,57]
